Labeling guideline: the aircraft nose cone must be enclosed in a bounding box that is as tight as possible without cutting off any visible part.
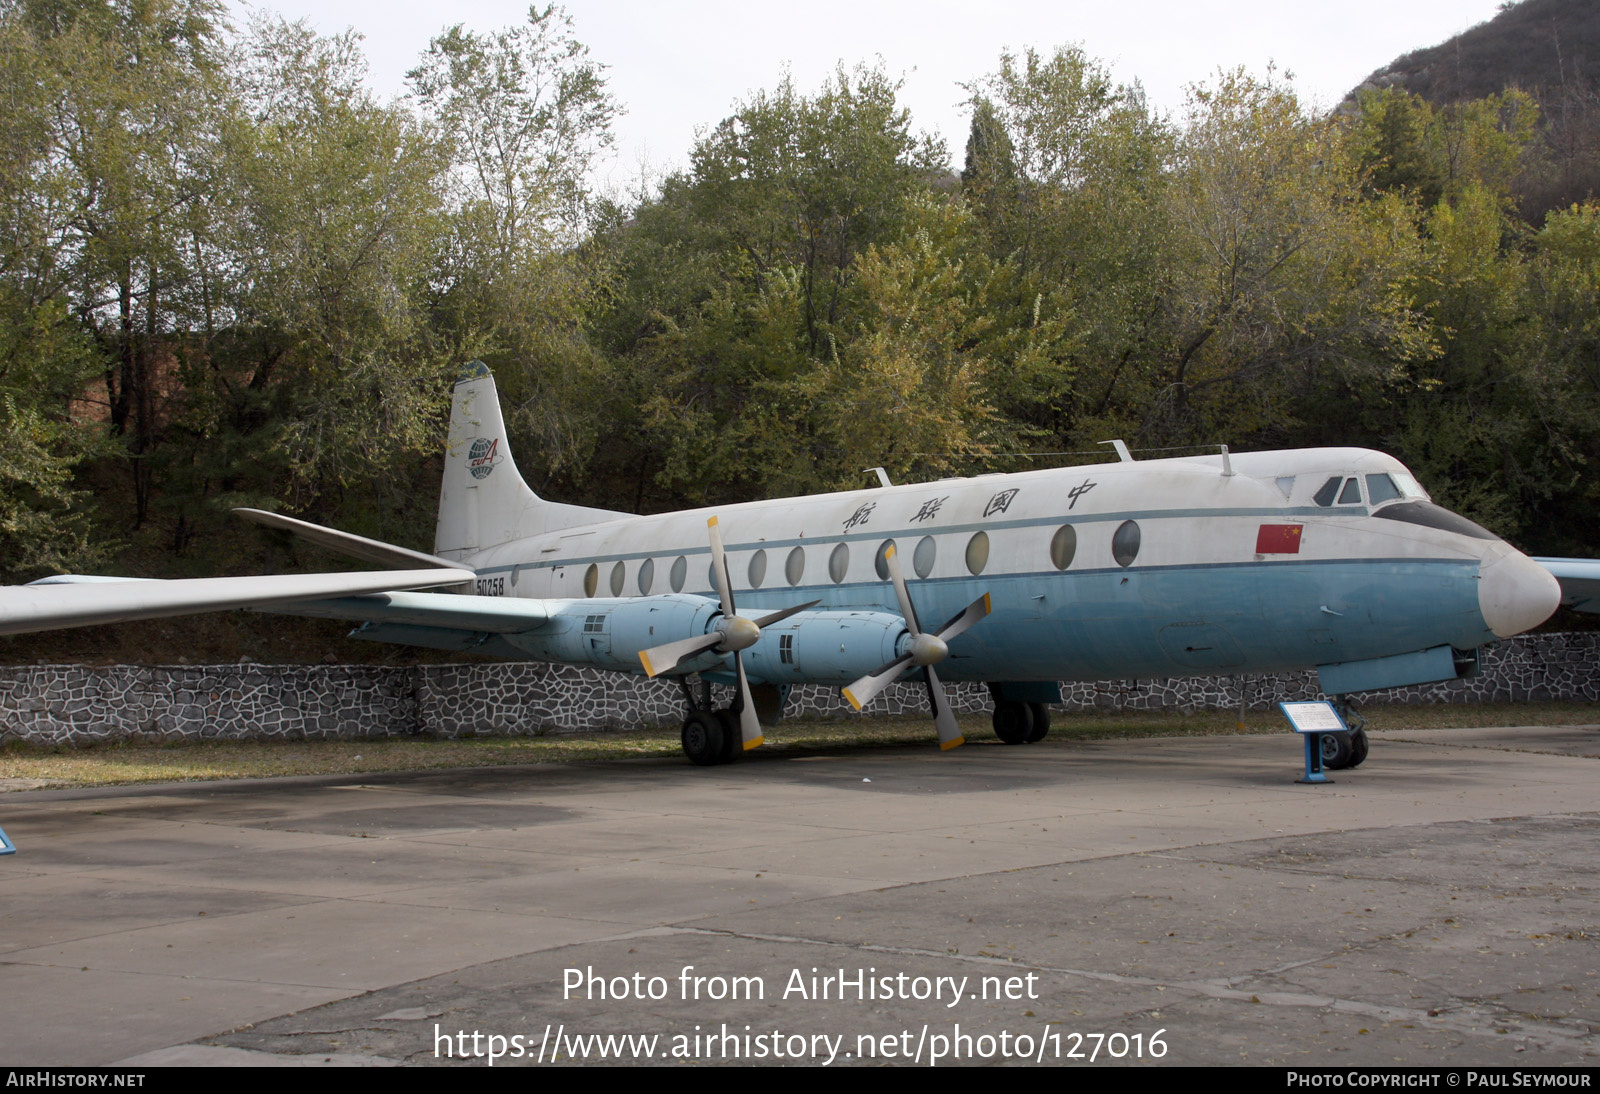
[1479,551,1561,638]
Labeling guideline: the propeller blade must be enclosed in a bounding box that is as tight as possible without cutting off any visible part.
[751,600,820,629]
[843,652,914,711]
[732,653,763,750]
[708,515,737,619]
[639,631,722,678]
[882,543,923,635]
[925,664,964,750]
[933,592,992,644]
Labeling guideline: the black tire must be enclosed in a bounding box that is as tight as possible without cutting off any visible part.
[1025,702,1051,742]
[1346,727,1370,768]
[992,700,1034,745]
[681,711,726,766]
[715,709,741,763]
[1320,730,1354,770]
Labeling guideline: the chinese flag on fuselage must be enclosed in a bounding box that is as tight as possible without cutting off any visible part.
[1255,524,1303,554]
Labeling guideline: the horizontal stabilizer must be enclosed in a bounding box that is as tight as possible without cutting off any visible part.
[1,570,474,636]
[1535,558,1600,613]
[236,508,463,572]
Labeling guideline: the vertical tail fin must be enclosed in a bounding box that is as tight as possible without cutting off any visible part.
[435,363,628,560]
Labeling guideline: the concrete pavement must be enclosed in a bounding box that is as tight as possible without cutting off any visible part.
[2,723,1598,1066]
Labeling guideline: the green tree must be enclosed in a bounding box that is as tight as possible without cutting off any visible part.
[409,4,620,495]
[183,15,453,538]
[1144,70,1434,447]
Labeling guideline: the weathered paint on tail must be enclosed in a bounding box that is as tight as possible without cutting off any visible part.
[435,363,628,560]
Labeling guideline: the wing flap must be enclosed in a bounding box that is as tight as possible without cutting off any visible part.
[264,590,554,633]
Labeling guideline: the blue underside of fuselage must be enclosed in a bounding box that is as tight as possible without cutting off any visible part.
[723,557,1490,683]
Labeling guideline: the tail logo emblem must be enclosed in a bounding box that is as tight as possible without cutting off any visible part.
[467,437,501,479]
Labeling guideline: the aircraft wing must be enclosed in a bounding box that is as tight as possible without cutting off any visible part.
[1534,558,1600,613]
[0,569,476,636]
[261,590,555,632]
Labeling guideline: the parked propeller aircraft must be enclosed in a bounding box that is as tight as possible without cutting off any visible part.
[0,362,1576,767]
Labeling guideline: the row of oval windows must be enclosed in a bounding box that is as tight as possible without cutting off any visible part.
[579,521,1143,597]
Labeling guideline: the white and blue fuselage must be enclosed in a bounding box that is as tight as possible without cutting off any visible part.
[450,443,1557,692]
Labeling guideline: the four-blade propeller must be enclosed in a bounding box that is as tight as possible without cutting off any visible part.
[641,522,989,753]
[638,516,815,751]
[844,543,991,750]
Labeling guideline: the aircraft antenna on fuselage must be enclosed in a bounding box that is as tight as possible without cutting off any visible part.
[1099,439,1134,463]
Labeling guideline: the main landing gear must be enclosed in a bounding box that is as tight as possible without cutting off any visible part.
[991,699,1052,745]
[677,677,741,766]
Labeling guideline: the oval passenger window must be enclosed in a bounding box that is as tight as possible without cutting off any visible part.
[828,543,850,584]
[874,539,897,580]
[965,531,989,575]
[1112,520,1140,567]
[785,546,805,586]
[1050,525,1076,570]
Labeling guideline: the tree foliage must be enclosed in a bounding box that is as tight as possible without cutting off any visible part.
[5,6,1600,616]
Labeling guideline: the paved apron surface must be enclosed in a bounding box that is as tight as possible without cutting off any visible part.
[3,725,1598,1066]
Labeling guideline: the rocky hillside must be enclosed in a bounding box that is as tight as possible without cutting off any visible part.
[1354,0,1600,103]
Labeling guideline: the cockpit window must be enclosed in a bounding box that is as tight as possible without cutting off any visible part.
[1366,474,1401,504]
[1337,478,1363,505]
[1312,477,1341,507]
[1390,470,1429,501]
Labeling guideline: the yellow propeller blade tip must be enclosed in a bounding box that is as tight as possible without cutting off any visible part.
[940,736,966,751]
[743,736,764,750]
[843,688,863,711]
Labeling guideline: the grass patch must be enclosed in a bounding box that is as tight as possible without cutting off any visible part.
[2,701,1595,791]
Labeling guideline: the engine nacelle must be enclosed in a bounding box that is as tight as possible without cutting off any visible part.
[506,594,721,672]
[742,610,909,684]
[505,599,911,684]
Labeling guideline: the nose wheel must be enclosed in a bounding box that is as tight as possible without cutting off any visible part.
[1319,700,1370,770]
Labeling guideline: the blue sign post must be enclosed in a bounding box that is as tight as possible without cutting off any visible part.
[1279,700,1351,785]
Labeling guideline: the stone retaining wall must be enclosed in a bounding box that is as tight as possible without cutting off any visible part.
[2,632,1596,747]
